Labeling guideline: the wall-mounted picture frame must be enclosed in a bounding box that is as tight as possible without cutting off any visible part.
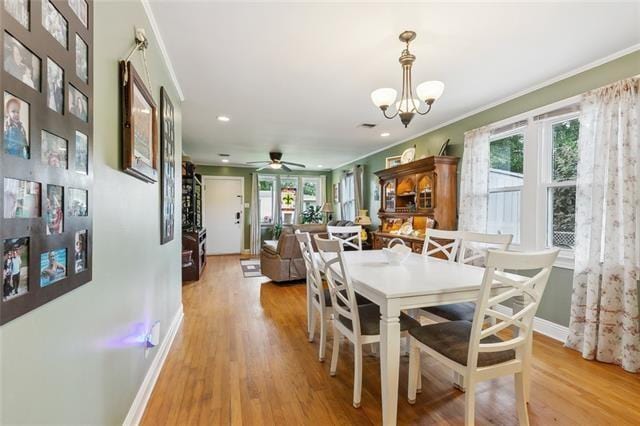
[385,155,401,169]
[160,87,175,244]
[1,0,94,325]
[120,60,158,183]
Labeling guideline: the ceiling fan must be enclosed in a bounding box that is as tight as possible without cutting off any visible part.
[246,152,306,172]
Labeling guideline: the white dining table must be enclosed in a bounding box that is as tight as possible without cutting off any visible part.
[325,249,519,426]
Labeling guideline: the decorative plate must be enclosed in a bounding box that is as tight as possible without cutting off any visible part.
[400,147,416,164]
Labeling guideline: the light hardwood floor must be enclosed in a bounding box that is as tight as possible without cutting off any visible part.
[141,255,640,425]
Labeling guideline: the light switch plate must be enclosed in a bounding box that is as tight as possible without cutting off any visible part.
[244,203,250,208]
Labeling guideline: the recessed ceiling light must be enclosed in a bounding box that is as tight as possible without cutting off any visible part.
[317,165,323,168]
[380,132,390,137]
[217,115,230,122]
[221,159,229,163]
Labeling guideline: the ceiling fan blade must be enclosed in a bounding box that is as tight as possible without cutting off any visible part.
[255,165,271,171]
[281,164,292,172]
[246,161,271,165]
[281,161,306,168]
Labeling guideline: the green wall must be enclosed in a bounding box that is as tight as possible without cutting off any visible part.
[332,50,640,326]
[194,165,332,249]
[0,2,183,424]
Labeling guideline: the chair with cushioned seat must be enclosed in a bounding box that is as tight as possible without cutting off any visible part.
[407,248,559,426]
[421,231,513,324]
[314,235,420,409]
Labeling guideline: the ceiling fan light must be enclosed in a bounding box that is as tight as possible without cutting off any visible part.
[270,163,282,169]
[395,98,421,113]
[371,88,397,109]
[416,80,445,103]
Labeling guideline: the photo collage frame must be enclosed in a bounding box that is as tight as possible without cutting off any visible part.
[1,0,93,325]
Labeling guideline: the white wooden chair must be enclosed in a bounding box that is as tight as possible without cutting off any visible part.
[295,231,331,362]
[327,225,363,251]
[407,248,559,426]
[423,231,513,323]
[314,235,420,408]
[421,228,463,260]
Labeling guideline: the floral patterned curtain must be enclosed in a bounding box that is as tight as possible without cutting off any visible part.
[458,127,491,232]
[566,77,640,373]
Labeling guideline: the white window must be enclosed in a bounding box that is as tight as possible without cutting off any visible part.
[259,176,275,225]
[487,131,525,244]
[478,97,582,268]
[542,116,579,251]
[341,173,355,221]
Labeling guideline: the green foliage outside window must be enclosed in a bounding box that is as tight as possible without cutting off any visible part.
[490,134,524,174]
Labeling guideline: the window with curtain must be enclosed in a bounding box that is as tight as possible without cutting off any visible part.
[258,176,275,224]
[462,98,583,267]
[341,173,355,221]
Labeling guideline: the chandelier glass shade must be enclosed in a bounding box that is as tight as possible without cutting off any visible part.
[371,31,444,128]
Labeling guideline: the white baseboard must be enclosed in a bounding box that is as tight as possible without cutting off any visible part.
[123,304,184,426]
[494,304,569,343]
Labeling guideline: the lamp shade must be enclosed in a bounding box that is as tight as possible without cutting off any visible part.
[416,80,445,102]
[354,209,372,225]
[371,88,397,108]
[321,202,333,213]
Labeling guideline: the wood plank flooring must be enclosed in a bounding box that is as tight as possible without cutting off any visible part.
[141,254,640,425]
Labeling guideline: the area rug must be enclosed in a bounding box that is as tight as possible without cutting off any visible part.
[240,259,264,278]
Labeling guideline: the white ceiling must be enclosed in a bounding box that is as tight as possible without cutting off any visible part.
[149,1,640,170]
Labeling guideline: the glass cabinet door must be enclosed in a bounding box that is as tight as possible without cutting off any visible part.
[383,179,396,211]
[417,172,435,209]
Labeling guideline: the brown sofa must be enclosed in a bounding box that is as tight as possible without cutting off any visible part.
[260,222,353,283]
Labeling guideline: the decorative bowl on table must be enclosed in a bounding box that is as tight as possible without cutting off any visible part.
[382,243,411,265]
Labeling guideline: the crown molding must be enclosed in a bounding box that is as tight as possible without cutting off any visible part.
[333,43,640,170]
[141,0,185,101]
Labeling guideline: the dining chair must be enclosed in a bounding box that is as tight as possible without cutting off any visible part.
[327,225,363,251]
[295,231,331,362]
[314,235,420,409]
[407,248,559,426]
[423,231,513,323]
[421,228,463,260]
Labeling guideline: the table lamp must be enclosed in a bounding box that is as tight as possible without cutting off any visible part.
[354,210,372,241]
[321,202,333,222]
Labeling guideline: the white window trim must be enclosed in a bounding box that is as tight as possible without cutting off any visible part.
[485,95,581,269]
[259,174,327,226]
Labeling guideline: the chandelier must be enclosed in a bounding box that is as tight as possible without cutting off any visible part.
[371,31,444,128]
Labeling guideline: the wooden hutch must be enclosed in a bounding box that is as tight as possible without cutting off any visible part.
[182,161,207,282]
[372,156,458,253]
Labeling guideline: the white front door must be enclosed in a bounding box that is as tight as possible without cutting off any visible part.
[203,177,243,254]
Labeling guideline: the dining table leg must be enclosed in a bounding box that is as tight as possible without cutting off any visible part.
[380,302,401,426]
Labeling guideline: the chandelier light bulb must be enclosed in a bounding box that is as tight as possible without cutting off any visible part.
[416,81,445,104]
[371,88,398,109]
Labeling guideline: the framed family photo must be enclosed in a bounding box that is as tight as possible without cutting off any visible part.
[120,61,158,183]
[160,87,175,244]
[1,0,94,325]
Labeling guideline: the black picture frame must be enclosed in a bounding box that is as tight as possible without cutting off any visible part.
[160,87,175,244]
[1,0,93,325]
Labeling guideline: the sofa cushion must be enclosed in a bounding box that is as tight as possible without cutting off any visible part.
[409,320,516,367]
